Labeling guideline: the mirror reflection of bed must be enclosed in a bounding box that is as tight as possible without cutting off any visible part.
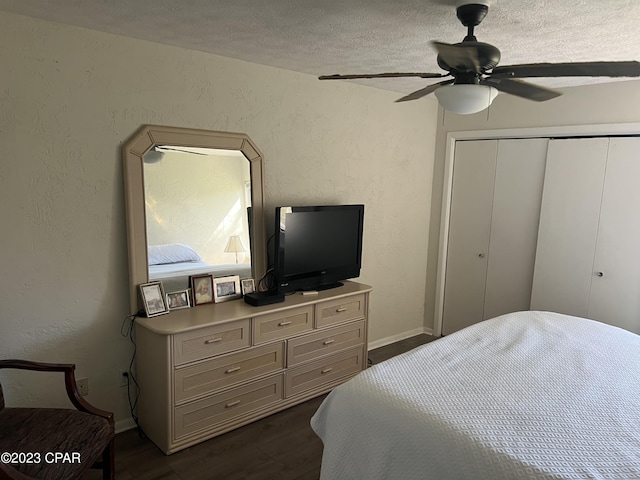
[146,242,251,293]
[143,146,253,293]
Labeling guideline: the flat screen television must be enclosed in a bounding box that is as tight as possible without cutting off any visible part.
[273,204,364,293]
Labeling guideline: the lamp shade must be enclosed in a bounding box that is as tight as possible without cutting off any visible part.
[224,235,247,253]
[434,84,499,115]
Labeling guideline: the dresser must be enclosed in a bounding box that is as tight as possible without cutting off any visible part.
[135,281,371,454]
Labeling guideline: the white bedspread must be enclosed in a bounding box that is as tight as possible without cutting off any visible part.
[311,311,640,479]
[149,261,252,279]
[148,260,214,278]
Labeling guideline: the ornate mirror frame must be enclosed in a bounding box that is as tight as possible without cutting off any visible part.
[123,125,266,315]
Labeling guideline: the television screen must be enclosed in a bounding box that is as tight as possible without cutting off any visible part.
[274,205,364,293]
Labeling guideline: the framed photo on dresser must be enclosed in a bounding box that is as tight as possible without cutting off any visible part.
[166,289,191,310]
[213,275,242,303]
[139,281,169,317]
[241,278,255,295]
[191,274,214,306]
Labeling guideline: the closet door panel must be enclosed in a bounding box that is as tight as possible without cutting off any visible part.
[530,138,609,317]
[588,137,640,334]
[442,140,497,335]
[483,139,548,320]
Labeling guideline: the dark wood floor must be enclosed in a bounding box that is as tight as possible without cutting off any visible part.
[87,334,435,480]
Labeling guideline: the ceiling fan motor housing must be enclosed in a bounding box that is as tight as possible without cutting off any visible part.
[436,41,501,74]
[456,2,489,28]
[438,2,501,74]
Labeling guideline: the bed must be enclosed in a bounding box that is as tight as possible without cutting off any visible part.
[147,243,251,291]
[310,311,640,479]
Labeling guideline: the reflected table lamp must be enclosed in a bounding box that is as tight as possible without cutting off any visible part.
[225,235,247,263]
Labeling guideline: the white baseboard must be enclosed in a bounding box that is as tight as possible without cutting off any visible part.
[115,417,137,434]
[367,326,433,351]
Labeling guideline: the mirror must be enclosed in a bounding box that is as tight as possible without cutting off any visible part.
[123,125,266,314]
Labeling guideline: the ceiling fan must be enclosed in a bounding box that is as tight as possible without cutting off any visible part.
[319,1,640,114]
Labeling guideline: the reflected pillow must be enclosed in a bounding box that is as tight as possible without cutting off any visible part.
[148,243,202,265]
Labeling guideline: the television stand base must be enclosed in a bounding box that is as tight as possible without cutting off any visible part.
[312,282,344,292]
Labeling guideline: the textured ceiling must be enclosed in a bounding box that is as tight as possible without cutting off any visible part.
[2,0,640,97]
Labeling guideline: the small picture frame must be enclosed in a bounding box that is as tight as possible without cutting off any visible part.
[191,274,215,306]
[166,289,191,310]
[213,275,242,303]
[241,278,255,295]
[139,281,169,317]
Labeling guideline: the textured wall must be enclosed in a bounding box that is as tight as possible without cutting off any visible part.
[0,11,437,427]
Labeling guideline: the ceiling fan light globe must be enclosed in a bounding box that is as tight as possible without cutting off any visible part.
[434,84,498,114]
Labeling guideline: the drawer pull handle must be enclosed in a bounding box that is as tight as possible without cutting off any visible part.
[225,366,241,374]
[278,320,292,326]
[225,400,241,408]
[205,338,223,344]
[336,307,348,313]
[320,367,333,374]
[323,339,335,346]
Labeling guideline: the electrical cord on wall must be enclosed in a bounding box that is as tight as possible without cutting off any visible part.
[120,313,142,431]
[257,268,277,293]
[266,232,275,269]
[256,233,278,293]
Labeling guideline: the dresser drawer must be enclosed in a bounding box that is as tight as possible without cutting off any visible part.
[315,294,366,328]
[284,346,364,398]
[173,320,251,366]
[253,306,313,344]
[174,342,285,404]
[287,320,366,367]
[174,374,283,440]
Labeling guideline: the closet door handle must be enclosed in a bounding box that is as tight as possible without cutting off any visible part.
[596,271,604,277]
[478,253,485,258]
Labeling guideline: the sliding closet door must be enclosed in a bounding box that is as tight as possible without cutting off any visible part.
[483,139,547,320]
[442,138,547,335]
[442,140,497,335]
[588,137,640,334]
[530,138,609,317]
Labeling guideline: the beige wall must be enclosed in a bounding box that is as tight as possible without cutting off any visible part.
[0,11,438,428]
[425,80,640,332]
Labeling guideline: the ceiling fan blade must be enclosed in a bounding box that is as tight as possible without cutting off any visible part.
[492,61,640,78]
[481,77,562,102]
[432,41,481,73]
[395,79,455,103]
[155,146,208,155]
[319,72,445,80]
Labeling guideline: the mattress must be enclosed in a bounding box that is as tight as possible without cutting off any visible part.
[148,260,214,278]
[310,311,640,479]
[149,262,251,280]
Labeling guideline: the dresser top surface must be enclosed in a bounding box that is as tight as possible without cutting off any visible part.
[135,281,372,335]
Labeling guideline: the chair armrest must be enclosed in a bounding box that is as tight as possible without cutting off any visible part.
[0,360,114,426]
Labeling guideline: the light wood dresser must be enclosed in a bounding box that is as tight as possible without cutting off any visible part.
[135,281,371,454]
